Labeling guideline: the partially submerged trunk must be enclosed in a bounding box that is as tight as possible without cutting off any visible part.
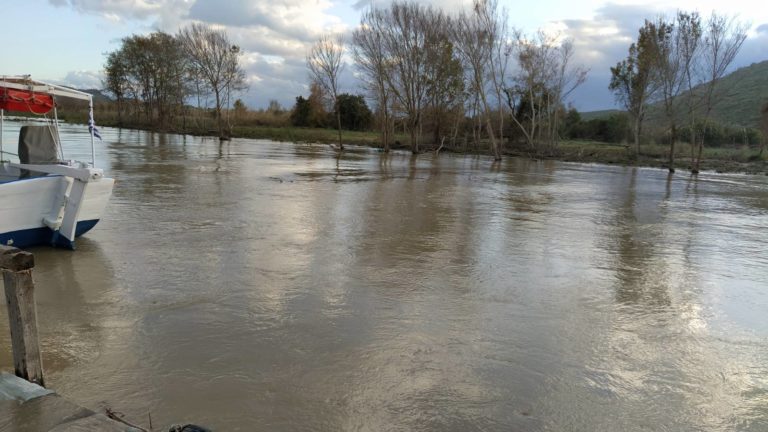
[668,124,677,173]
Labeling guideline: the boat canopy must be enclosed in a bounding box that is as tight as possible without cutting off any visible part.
[0,87,55,114]
[0,76,92,115]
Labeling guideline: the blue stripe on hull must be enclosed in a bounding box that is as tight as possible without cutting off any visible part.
[0,219,100,249]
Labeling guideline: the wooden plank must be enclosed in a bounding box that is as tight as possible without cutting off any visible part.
[1,246,44,386]
[0,245,34,271]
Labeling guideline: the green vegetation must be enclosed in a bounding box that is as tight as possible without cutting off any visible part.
[671,60,768,129]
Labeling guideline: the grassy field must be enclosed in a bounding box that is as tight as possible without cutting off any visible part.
[552,140,767,174]
[230,125,393,148]
[227,125,767,174]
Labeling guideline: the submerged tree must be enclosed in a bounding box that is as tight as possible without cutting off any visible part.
[691,13,747,173]
[506,31,587,151]
[103,32,187,128]
[645,17,679,172]
[307,34,345,151]
[103,50,130,124]
[453,0,501,160]
[353,7,394,152]
[610,23,658,156]
[177,23,246,138]
[381,2,451,153]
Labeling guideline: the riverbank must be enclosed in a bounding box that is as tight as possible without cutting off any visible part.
[232,125,768,175]
[84,116,768,175]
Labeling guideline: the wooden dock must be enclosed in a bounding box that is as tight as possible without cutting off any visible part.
[1,245,141,431]
[2,246,209,431]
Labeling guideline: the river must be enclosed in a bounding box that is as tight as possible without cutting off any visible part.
[1,123,767,431]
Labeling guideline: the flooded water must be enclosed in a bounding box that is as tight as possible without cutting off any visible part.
[1,122,768,431]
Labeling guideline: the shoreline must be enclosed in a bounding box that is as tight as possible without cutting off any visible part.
[66,117,768,176]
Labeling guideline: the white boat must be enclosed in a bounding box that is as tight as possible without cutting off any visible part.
[0,76,114,249]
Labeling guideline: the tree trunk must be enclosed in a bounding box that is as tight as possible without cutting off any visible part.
[336,103,344,152]
[633,118,641,157]
[214,88,223,138]
[668,124,677,173]
[694,140,704,172]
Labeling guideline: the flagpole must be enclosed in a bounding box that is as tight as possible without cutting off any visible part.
[89,98,95,167]
[1,108,4,162]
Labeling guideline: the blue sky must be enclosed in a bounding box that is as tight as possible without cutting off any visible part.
[3,0,767,112]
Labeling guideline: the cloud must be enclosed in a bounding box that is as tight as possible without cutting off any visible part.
[188,0,342,39]
[46,1,768,112]
[352,0,470,10]
[733,29,768,70]
[48,0,189,26]
[546,4,768,110]
[49,0,349,108]
[59,70,104,90]
[545,3,657,109]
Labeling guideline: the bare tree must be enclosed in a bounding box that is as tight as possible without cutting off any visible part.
[454,0,501,160]
[677,12,703,172]
[379,2,448,153]
[547,39,588,148]
[506,31,586,151]
[484,0,513,156]
[506,30,554,149]
[177,23,246,139]
[646,13,701,173]
[353,8,394,152]
[308,34,345,151]
[691,13,747,173]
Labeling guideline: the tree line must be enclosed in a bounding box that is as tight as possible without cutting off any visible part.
[609,12,748,172]
[305,0,587,158]
[104,23,246,138]
[302,1,759,166]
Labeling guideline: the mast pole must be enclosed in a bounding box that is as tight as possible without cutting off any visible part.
[53,102,63,161]
[89,98,95,167]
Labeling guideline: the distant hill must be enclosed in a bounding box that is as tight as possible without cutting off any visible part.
[581,60,768,129]
[693,60,768,128]
[81,89,113,104]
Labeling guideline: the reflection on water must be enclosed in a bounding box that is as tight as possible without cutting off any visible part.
[1,122,767,431]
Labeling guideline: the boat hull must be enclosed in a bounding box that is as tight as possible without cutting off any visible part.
[0,175,114,249]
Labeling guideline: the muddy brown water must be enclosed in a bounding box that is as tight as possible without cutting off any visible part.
[1,123,767,431]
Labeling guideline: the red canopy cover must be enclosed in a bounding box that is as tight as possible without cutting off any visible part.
[0,86,54,114]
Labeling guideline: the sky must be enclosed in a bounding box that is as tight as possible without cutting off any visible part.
[2,0,767,112]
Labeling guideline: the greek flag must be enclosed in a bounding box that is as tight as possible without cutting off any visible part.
[88,106,102,140]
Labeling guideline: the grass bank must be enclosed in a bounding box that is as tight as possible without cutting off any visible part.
[69,110,768,175]
[550,140,768,174]
[226,126,767,175]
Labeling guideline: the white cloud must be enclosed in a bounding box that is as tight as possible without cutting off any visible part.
[59,70,104,89]
[46,1,768,111]
[48,0,189,26]
[49,0,351,108]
